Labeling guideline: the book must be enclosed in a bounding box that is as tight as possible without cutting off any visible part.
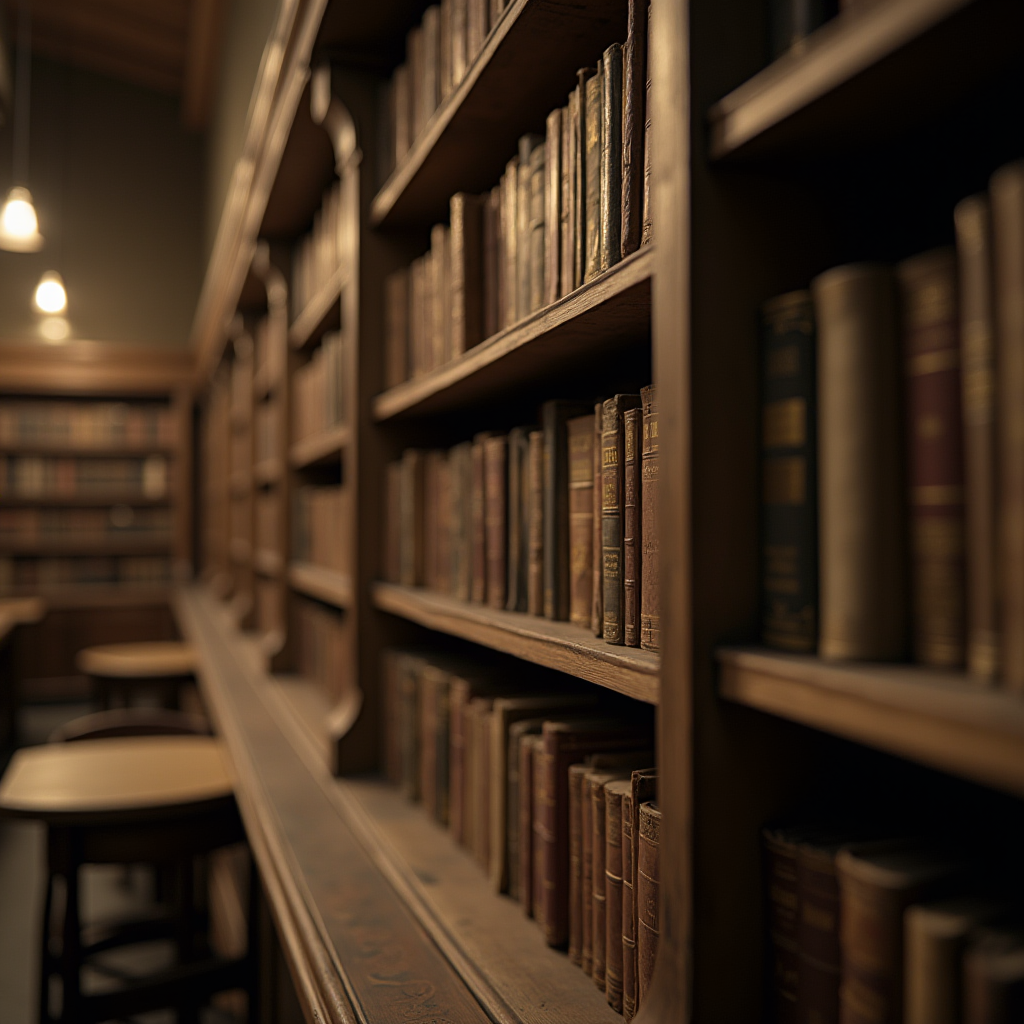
[640,4,653,248]
[584,67,604,283]
[561,89,578,299]
[505,426,533,613]
[812,264,907,661]
[593,402,604,636]
[955,194,999,682]
[604,777,632,1011]
[466,0,487,72]
[483,186,501,339]
[518,135,542,322]
[623,406,642,647]
[527,429,545,615]
[761,291,818,653]
[502,156,519,329]
[637,801,660,1008]
[439,0,452,101]
[574,68,594,289]
[483,434,508,609]
[588,768,626,992]
[796,833,846,1024]
[393,64,411,164]
[602,395,642,643]
[898,248,966,669]
[528,141,547,314]
[507,717,545,903]
[450,193,484,358]
[569,762,590,967]
[621,0,647,260]
[545,107,562,306]
[567,413,595,628]
[470,432,493,603]
[763,826,801,1024]
[399,450,425,587]
[418,662,451,822]
[407,25,424,141]
[600,43,623,274]
[421,6,441,134]
[451,0,467,86]
[963,928,1024,1023]
[449,441,473,601]
[640,385,660,652]
[520,732,544,917]
[384,268,410,388]
[448,672,503,845]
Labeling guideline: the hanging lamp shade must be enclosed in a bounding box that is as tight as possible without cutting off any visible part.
[33,269,66,313]
[0,185,43,251]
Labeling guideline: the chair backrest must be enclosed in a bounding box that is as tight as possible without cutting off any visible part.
[48,708,212,744]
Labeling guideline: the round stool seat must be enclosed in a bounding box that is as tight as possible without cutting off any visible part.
[76,641,197,680]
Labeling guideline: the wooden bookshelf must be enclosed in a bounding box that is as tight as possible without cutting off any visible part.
[253,458,283,486]
[254,549,284,578]
[289,423,350,469]
[0,443,177,457]
[0,494,171,507]
[288,562,353,610]
[288,265,346,350]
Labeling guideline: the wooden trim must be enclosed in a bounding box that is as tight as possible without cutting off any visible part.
[718,647,1024,797]
[288,266,346,350]
[373,582,659,703]
[289,424,350,469]
[288,563,353,610]
[373,246,653,421]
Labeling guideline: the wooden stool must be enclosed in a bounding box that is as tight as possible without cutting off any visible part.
[0,735,255,1024]
[0,596,46,750]
[76,641,197,711]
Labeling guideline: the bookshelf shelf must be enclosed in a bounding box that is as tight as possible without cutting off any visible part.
[369,0,628,228]
[254,549,284,578]
[373,582,659,702]
[708,0,1024,160]
[373,246,653,421]
[717,647,1024,798]
[289,266,346,351]
[289,424,350,469]
[288,562,353,610]
[253,458,283,486]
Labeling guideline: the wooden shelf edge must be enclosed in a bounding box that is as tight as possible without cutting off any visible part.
[717,646,1024,797]
[289,562,353,609]
[288,266,346,350]
[373,582,659,703]
[373,246,654,421]
[289,424,350,468]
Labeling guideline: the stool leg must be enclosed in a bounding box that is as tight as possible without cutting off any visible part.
[38,854,55,1024]
[247,847,260,1024]
[56,830,83,1023]
[176,856,201,1024]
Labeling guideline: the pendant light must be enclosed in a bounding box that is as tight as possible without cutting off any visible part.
[0,0,43,252]
[33,269,66,313]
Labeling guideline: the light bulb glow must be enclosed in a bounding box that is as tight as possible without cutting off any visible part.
[39,316,70,342]
[0,187,44,252]
[34,271,67,314]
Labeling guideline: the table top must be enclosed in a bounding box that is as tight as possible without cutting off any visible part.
[76,641,197,678]
[0,735,234,822]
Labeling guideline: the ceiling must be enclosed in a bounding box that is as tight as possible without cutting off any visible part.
[1,0,227,128]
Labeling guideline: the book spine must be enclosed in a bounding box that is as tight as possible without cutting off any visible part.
[761,292,817,653]
[419,669,438,819]
[574,69,593,289]
[489,0,504,32]
[797,845,841,1024]
[605,784,626,1010]
[640,386,660,651]
[636,802,660,1008]
[484,435,508,609]
[431,225,450,368]
[621,790,637,1020]
[393,64,411,164]
[435,680,451,825]
[992,162,1024,690]
[520,734,541,916]
[505,428,524,612]
[600,44,623,273]
[621,0,647,259]
[593,402,604,635]
[545,108,562,307]
[451,0,467,86]
[581,772,594,974]
[568,414,595,627]
[384,268,410,388]
[529,143,546,315]
[518,135,539,323]
[568,763,588,966]
[471,435,488,603]
[451,443,472,601]
[421,6,440,131]
[603,396,640,643]
[623,407,642,647]
[399,450,424,586]
[561,92,576,300]
[506,728,524,901]
[591,778,610,990]
[448,687,467,839]
[763,829,799,1024]
[527,429,544,615]
[483,186,501,340]
[439,0,452,103]
[503,157,519,328]
[532,738,550,925]
[398,656,421,800]
[450,193,484,358]
[640,4,653,248]
[813,264,907,661]
[542,402,571,621]
[955,194,999,682]
[584,68,604,283]
[898,248,966,668]
[466,0,486,66]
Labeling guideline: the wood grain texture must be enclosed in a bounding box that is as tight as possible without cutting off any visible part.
[373,246,653,421]
[288,562,354,610]
[373,582,658,702]
[718,647,1024,797]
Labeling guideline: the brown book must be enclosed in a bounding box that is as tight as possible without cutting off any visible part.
[470,432,493,603]
[408,256,426,376]
[393,63,412,165]
[621,0,648,259]
[623,406,643,647]
[507,717,544,903]
[588,769,624,992]
[593,402,604,635]
[450,193,484,358]
[955,194,999,683]
[420,6,441,133]
[604,777,631,1011]
[418,662,448,821]
[641,3,653,248]
[385,460,402,584]
[439,0,453,102]
[898,248,966,669]
[462,696,491,863]
[561,91,577,299]
[449,441,473,601]
[545,108,562,307]
[483,434,508,609]
[569,762,590,967]
[381,649,404,784]
[568,413,595,627]
[407,25,424,141]
[574,68,594,289]
[422,449,445,592]
[384,267,410,388]
[620,787,635,1012]
[813,264,907,661]
[518,134,542,320]
[992,161,1024,691]
[580,761,595,974]
[521,732,544,917]
[640,385,660,651]
[466,0,487,68]
[625,767,657,1018]
[527,428,545,615]
[836,844,960,1024]
[432,224,451,367]
[963,928,1024,1023]
[483,185,501,340]
[451,0,467,87]
[505,426,533,613]
[796,835,845,1024]
[584,66,604,283]
[399,449,425,587]
[600,43,623,273]
[637,801,660,1007]
[395,651,427,800]
[502,158,519,329]
[763,826,801,1024]
[529,142,547,314]
[603,395,642,643]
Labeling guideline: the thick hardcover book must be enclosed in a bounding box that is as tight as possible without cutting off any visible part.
[899,248,966,669]
[640,3,653,248]
[569,762,590,966]
[600,44,623,273]
[761,291,818,654]
[574,69,594,289]
[502,156,519,328]
[568,413,595,628]
[625,767,657,1018]
[605,778,632,1011]
[561,92,577,300]
[483,186,501,340]
[399,449,425,587]
[471,432,495,603]
[521,733,544,917]
[763,826,801,1024]
[527,429,545,615]
[963,928,1024,1023]
[991,161,1024,691]
[385,461,402,583]
[451,0,467,86]
[623,407,642,647]
[603,395,642,643]
[449,441,473,601]
[593,402,605,635]
[421,6,441,132]
[955,194,999,682]
[422,450,445,592]
[518,135,542,321]
[796,835,844,1024]
[640,385,659,651]
[621,0,648,259]
[450,193,484,358]
[588,769,626,992]
[431,224,451,366]
[384,268,410,388]
[529,142,547,314]
[449,673,505,845]
[620,790,636,1018]
[507,717,545,902]
[483,434,508,609]
[466,0,487,68]
[545,108,562,306]
[637,801,661,1007]
[393,64,412,164]
[584,67,604,283]
[506,426,533,613]
[812,264,907,661]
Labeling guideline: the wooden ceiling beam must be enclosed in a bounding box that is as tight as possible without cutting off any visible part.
[181,0,227,130]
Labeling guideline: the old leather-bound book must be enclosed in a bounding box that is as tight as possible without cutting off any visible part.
[528,143,546,314]
[955,194,999,682]
[430,224,450,366]
[521,732,544,917]
[574,70,594,289]
[518,134,542,321]
[568,762,590,966]
[603,395,642,643]
[505,426,533,613]
[621,0,647,259]
[898,248,966,669]
[588,769,626,992]
[450,193,484,358]
[465,0,487,68]
[507,717,545,903]
[583,66,603,283]
[418,662,449,822]
[763,826,801,1024]
[636,801,661,1007]
[450,0,467,86]
[623,406,643,647]
[545,108,562,306]
[384,461,402,584]
[449,441,473,601]
[813,264,907,661]
[567,413,595,628]
[393,63,412,164]
[422,450,444,592]
[963,927,1024,1023]
[383,267,410,388]
[527,429,545,615]
[604,778,632,1011]
[468,696,495,865]
[761,292,817,653]
[471,432,495,603]
[600,43,623,273]
[625,767,657,1018]
[396,651,428,800]
[399,449,425,587]
[381,649,403,784]
[992,161,1024,690]
[439,0,452,103]
[483,185,501,340]
[502,156,519,328]
[640,385,659,651]
[406,25,424,140]
[593,402,604,635]
[640,3,653,248]
[420,6,440,132]
[560,91,577,300]
[483,434,508,609]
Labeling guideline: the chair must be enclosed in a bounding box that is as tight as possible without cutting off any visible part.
[76,641,197,710]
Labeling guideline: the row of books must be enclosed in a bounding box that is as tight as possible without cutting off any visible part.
[0,555,172,588]
[293,331,347,443]
[292,485,350,574]
[295,597,350,704]
[0,507,172,544]
[291,179,345,321]
[0,455,169,499]
[381,649,659,1019]
[763,825,1024,1024]
[0,401,175,450]
[383,16,653,388]
[761,160,1024,686]
[384,390,660,650]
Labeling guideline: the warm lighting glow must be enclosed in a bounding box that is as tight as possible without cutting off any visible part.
[39,316,70,342]
[34,270,66,314]
[0,186,44,252]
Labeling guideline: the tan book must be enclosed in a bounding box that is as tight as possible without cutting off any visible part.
[518,134,542,320]
[567,413,595,627]
[439,0,453,102]
[604,777,632,1011]
[502,157,519,328]
[584,66,604,283]
[466,0,487,65]
[621,0,648,258]
[592,401,604,635]
[430,223,450,368]
[575,68,595,289]
[451,0,468,87]
[529,141,547,314]
[407,25,424,141]
[545,107,562,306]
[450,193,484,357]
[641,2,653,248]
[483,434,508,609]
[449,441,473,601]
[527,429,544,615]
[420,6,441,133]
[482,185,501,340]
[471,432,494,603]
[600,43,623,273]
